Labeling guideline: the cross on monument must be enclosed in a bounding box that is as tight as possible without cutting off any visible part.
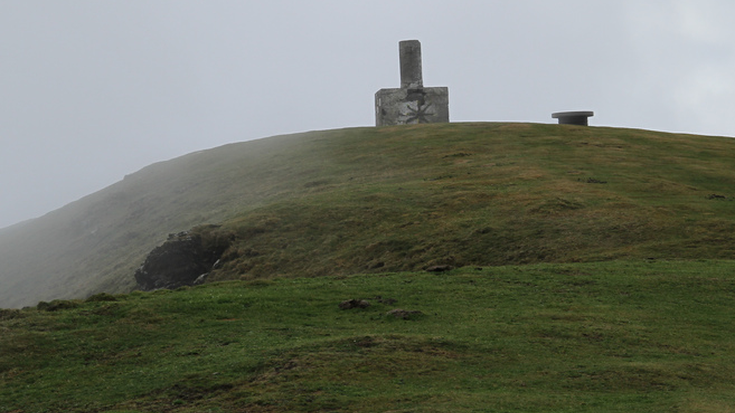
[375,40,449,126]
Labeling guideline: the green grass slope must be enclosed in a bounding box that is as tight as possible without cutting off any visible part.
[199,122,735,284]
[4,122,735,308]
[2,261,735,412]
[0,129,365,308]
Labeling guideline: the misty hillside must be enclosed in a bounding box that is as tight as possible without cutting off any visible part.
[3,122,735,308]
[0,129,342,308]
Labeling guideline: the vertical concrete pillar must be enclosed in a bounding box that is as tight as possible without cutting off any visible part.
[399,40,423,89]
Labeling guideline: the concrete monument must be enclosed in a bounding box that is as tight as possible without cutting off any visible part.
[375,40,449,126]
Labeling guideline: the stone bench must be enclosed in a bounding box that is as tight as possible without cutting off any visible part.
[552,111,594,126]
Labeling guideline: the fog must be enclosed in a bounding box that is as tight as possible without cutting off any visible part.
[2,0,734,228]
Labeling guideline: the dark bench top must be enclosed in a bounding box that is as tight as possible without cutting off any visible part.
[552,111,594,119]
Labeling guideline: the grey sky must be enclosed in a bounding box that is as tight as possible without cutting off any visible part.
[2,0,734,229]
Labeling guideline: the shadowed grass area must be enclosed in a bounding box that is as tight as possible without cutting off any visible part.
[2,260,735,412]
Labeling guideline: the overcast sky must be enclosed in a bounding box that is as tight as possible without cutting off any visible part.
[2,0,734,228]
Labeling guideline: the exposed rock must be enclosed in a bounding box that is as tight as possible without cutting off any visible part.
[339,299,371,310]
[706,194,727,200]
[193,273,209,285]
[386,308,423,319]
[134,228,229,291]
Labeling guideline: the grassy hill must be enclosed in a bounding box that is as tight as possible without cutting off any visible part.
[2,261,735,412]
[3,122,735,308]
[0,128,361,308]
[205,123,735,283]
[4,122,735,411]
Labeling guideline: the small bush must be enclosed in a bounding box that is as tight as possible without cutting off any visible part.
[0,308,23,320]
[85,293,118,303]
[37,300,80,312]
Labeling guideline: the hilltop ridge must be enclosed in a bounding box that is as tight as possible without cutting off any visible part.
[2,122,735,308]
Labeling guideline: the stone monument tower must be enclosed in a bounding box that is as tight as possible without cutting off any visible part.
[375,40,449,126]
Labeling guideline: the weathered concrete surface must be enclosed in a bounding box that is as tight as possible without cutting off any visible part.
[375,40,449,126]
[400,40,423,88]
[552,111,594,126]
[375,86,449,126]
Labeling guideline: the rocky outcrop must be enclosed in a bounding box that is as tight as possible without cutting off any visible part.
[134,227,230,291]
